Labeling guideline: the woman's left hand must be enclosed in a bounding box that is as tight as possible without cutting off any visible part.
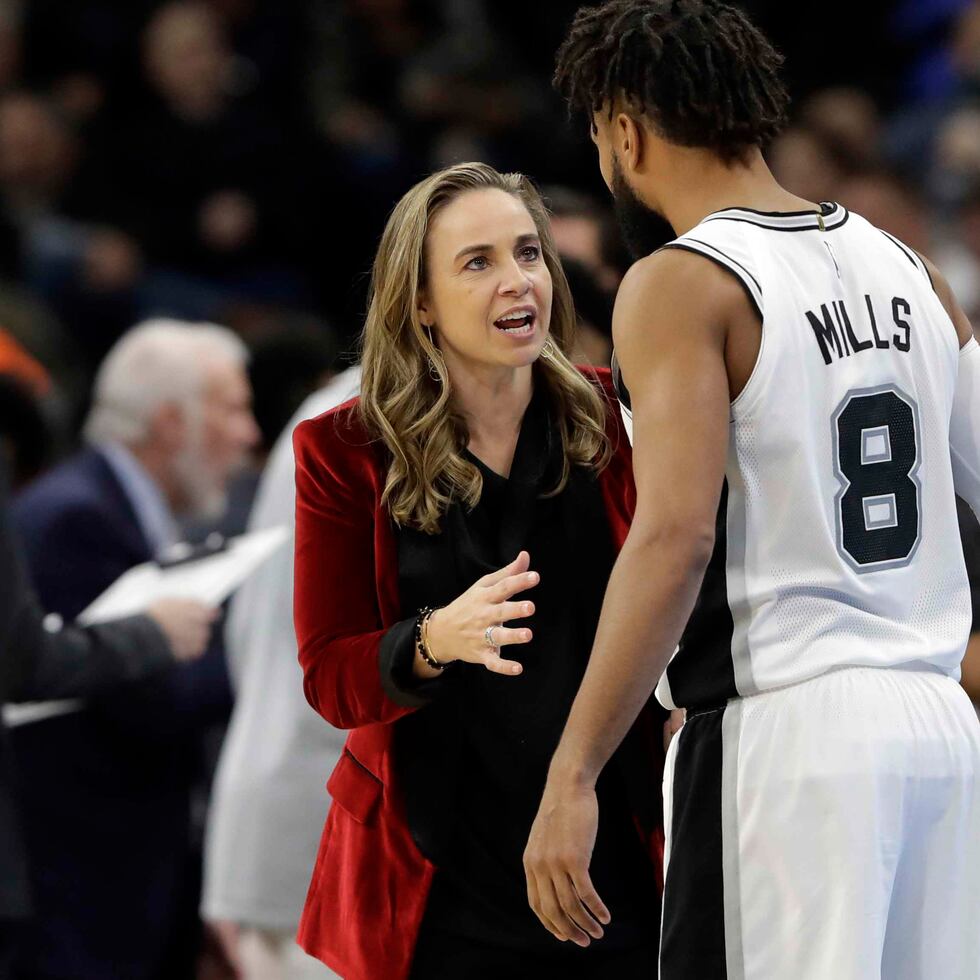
[421,550,539,676]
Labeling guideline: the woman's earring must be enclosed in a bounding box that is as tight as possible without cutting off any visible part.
[539,339,555,361]
[425,325,442,381]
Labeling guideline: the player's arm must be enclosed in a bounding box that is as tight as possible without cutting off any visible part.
[917,251,980,699]
[917,250,974,349]
[523,249,735,945]
[963,635,980,701]
[916,251,980,518]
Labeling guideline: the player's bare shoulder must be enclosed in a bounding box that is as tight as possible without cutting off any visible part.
[914,249,974,348]
[614,248,756,341]
[613,247,761,397]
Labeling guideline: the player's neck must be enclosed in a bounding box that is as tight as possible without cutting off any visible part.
[656,150,819,236]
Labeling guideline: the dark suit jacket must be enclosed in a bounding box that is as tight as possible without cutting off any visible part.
[0,458,173,922]
[10,448,233,979]
[292,369,666,980]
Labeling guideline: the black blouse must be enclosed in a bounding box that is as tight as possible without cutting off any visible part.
[380,390,658,953]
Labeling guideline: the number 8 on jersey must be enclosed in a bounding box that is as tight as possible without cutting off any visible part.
[832,385,921,571]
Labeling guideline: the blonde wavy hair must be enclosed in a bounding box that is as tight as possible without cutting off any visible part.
[359,162,612,534]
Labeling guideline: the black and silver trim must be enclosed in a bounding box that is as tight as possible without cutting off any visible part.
[703,201,849,233]
[878,229,934,288]
[660,242,764,321]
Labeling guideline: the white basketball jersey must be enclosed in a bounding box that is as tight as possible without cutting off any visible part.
[613,203,972,711]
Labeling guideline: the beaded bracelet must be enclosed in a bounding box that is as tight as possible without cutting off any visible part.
[415,606,449,670]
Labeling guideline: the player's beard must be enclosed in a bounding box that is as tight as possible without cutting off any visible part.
[610,156,674,260]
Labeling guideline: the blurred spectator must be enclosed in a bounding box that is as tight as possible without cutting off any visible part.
[931,104,980,207]
[893,0,980,105]
[246,325,339,460]
[0,90,143,369]
[0,1,21,92]
[837,171,934,253]
[799,87,882,173]
[0,450,217,978]
[210,1,308,111]
[0,330,54,488]
[9,319,258,980]
[307,2,448,330]
[546,185,633,292]
[561,256,613,368]
[0,290,86,444]
[0,90,76,284]
[202,365,360,980]
[0,373,51,489]
[310,0,441,148]
[181,314,339,546]
[0,326,49,396]
[884,1,980,185]
[399,36,548,172]
[951,0,980,101]
[18,1,153,121]
[94,1,312,320]
[545,186,663,366]
[767,127,847,203]
[547,187,606,268]
[935,184,980,320]
[0,93,78,217]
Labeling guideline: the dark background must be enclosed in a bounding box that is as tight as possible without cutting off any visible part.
[0,0,977,470]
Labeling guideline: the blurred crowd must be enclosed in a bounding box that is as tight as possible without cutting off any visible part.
[0,0,978,465]
[0,0,979,977]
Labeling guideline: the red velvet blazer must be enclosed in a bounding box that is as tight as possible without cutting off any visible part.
[292,368,664,980]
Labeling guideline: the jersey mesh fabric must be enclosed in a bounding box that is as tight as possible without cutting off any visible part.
[643,206,971,710]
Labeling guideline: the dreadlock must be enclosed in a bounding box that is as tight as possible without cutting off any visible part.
[554,0,789,164]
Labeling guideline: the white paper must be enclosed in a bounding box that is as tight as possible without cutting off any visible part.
[4,526,290,728]
[3,700,83,725]
[78,526,290,624]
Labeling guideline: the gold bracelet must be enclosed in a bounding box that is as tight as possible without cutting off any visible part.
[415,607,449,670]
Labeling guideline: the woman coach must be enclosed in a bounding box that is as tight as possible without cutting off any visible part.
[292,162,666,979]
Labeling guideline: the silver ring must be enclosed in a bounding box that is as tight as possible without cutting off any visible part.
[484,624,499,650]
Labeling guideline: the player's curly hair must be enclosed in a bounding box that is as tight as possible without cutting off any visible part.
[554,0,790,164]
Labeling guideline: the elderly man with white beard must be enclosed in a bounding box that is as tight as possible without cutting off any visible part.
[9,319,260,980]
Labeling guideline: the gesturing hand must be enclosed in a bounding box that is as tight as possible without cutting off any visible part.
[424,550,539,675]
[523,779,610,947]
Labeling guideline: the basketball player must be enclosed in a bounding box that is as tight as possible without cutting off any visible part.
[523,2,980,978]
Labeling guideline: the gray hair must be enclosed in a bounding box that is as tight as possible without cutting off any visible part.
[84,318,249,446]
